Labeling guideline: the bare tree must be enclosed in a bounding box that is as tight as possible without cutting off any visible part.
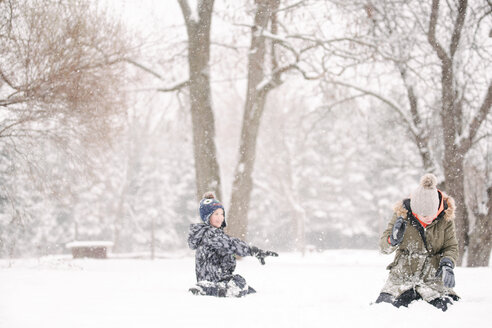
[427,0,491,264]
[327,0,491,265]
[324,2,442,175]
[0,0,130,256]
[227,0,281,239]
[467,185,492,266]
[177,0,223,201]
[227,0,326,240]
[466,161,492,267]
[0,0,128,151]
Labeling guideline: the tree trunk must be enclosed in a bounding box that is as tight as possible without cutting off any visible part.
[442,150,469,265]
[112,187,126,253]
[440,60,469,265]
[227,91,269,239]
[227,0,280,239]
[429,0,471,265]
[178,0,222,201]
[399,60,437,175]
[467,186,492,267]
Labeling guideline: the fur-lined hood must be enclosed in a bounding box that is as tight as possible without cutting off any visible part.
[393,190,455,221]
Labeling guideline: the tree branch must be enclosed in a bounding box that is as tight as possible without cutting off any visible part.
[124,58,164,80]
[271,6,279,73]
[293,64,325,80]
[398,65,421,128]
[450,0,468,58]
[276,0,307,13]
[0,96,27,107]
[428,0,450,64]
[123,58,190,93]
[156,80,189,93]
[0,68,17,90]
[0,115,36,137]
[177,0,192,25]
[460,81,492,152]
[325,79,419,137]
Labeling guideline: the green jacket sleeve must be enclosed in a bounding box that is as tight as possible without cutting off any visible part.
[379,213,399,254]
[441,220,459,266]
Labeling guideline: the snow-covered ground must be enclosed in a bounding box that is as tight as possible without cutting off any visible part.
[1,250,491,328]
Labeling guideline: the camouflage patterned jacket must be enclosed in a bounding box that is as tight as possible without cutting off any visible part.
[188,223,252,282]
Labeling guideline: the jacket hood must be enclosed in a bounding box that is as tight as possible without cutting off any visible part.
[188,223,212,250]
[394,190,455,221]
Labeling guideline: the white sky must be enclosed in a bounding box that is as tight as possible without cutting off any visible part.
[102,0,184,33]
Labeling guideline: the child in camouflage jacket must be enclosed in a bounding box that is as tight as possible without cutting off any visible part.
[188,192,278,297]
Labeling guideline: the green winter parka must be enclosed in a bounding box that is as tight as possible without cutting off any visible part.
[379,190,459,302]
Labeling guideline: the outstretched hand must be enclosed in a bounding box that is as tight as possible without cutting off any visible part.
[250,246,279,265]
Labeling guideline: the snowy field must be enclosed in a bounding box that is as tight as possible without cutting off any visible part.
[1,250,491,328]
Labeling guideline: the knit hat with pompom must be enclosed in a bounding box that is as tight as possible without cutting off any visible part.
[411,173,440,217]
[199,191,226,227]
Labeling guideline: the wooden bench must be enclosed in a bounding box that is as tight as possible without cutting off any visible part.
[66,241,114,259]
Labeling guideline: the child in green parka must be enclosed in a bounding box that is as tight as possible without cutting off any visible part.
[376,174,459,311]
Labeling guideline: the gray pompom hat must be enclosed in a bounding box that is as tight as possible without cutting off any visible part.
[410,173,440,217]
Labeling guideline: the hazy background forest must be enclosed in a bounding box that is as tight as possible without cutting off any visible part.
[0,0,491,267]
